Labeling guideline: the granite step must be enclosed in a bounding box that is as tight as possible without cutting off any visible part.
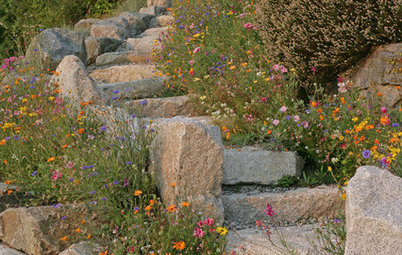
[222,185,344,228]
[0,243,27,255]
[124,95,194,118]
[89,64,159,84]
[223,147,304,185]
[226,224,326,255]
[99,77,166,100]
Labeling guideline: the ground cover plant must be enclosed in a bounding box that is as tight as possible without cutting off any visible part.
[156,0,402,185]
[0,56,227,253]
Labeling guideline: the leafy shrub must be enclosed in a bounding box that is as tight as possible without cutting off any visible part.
[256,0,402,87]
[0,0,123,59]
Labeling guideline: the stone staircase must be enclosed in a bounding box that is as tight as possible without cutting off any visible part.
[0,1,345,254]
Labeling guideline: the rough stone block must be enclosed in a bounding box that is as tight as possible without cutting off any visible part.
[150,117,224,222]
[345,166,402,255]
[223,147,303,185]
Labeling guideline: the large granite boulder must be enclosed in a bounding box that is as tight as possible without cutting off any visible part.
[345,166,402,255]
[0,205,86,255]
[59,241,102,255]
[73,19,100,34]
[150,117,224,223]
[344,43,402,106]
[90,17,132,40]
[147,0,172,8]
[89,64,156,84]
[50,55,105,107]
[25,28,87,69]
[85,37,124,65]
[118,12,153,36]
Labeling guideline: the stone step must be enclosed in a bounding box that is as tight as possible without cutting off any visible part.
[99,77,166,100]
[124,95,194,118]
[223,147,303,185]
[0,243,27,255]
[140,27,169,37]
[222,185,343,227]
[226,224,326,255]
[89,64,158,84]
[95,50,155,66]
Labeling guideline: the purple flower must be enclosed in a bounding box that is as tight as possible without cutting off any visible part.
[90,191,96,194]
[126,161,132,165]
[100,126,108,132]
[140,100,147,105]
[113,181,119,185]
[31,171,37,177]
[362,150,371,158]
[131,114,136,118]
[333,219,342,224]
[112,96,118,100]
[113,90,119,94]
[123,178,129,187]
[392,123,399,127]
[61,216,66,220]
[264,203,276,217]
[101,197,107,201]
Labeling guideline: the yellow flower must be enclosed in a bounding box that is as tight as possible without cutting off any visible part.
[328,166,332,171]
[352,117,358,122]
[339,136,344,141]
[216,226,228,235]
[340,193,347,201]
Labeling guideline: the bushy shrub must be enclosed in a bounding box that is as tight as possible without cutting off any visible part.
[256,0,402,87]
[0,0,122,59]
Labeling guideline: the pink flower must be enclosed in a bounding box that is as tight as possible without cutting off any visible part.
[193,227,205,238]
[312,67,316,75]
[189,23,194,29]
[280,66,288,73]
[264,203,276,217]
[197,220,204,228]
[293,115,300,122]
[244,22,253,29]
[279,106,287,112]
[272,64,280,71]
[193,47,200,54]
[381,107,387,113]
[260,97,267,102]
[189,59,194,65]
[273,119,280,126]
[205,218,214,226]
[301,121,309,128]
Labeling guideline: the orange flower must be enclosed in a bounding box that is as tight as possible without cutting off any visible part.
[78,128,84,134]
[134,190,142,196]
[7,190,13,194]
[0,139,6,145]
[75,228,81,233]
[53,89,61,93]
[149,199,156,205]
[87,234,91,239]
[62,144,68,149]
[340,97,346,104]
[173,241,185,250]
[60,236,67,241]
[182,202,190,207]
[3,160,7,164]
[267,130,272,135]
[166,205,176,212]
[47,157,56,162]
[320,115,324,121]
[377,93,383,96]
[145,205,152,211]
[4,180,11,185]
[170,182,176,188]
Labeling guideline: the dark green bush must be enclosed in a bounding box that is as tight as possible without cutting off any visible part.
[0,0,122,59]
[256,0,402,88]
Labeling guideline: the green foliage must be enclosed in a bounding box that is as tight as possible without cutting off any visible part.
[256,0,402,87]
[277,175,298,188]
[0,0,123,59]
[310,211,346,254]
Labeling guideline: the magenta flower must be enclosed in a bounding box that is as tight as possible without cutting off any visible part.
[193,227,205,238]
[193,47,200,54]
[264,203,276,217]
[205,218,214,226]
